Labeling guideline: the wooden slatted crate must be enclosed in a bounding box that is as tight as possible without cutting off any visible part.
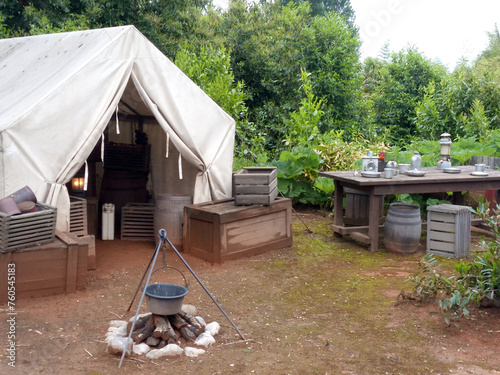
[233,167,278,206]
[69,196,88,236]
[426,204,471,258]
[0,203,57,253]
[121,203,155,241]
[104,143,151,172]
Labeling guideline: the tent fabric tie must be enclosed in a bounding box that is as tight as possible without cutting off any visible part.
[115,105,120,134]
[101,133,105,162]
[84,161,89,191]
[178,153,183,180]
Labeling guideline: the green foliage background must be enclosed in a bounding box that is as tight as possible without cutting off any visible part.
[2,0,500,206]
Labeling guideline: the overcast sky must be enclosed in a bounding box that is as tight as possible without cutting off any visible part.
[351,0,500,69]
[212,0,500,70]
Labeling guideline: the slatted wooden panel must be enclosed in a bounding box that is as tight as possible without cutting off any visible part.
[104,143,151,172]
[0,203,57,253]
[233,167,278,206]
[426,204,471,258]
[120,203,155,241]
[69,196,88,236]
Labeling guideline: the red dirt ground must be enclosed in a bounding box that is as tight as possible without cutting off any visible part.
[1,210,500,375]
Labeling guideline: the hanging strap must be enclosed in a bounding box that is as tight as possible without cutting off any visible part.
[84,161,88,191]
[115,106,120,135]
[178,153,183,180]
[101,133,105,162]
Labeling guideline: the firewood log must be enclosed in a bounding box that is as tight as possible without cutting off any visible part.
[127,313,152,334]
[179,326,196,342]
[131,315,155,344]
[146,336,160,347]
[179,310,205,335]
[168,314,188,329]
[153,316,169,339]
[157,340,167,349]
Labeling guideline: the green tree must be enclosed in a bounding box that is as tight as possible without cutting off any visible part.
[372,47,447,143]
[209,1,363,155]
[280,0,355,22]
[415,62,500,141]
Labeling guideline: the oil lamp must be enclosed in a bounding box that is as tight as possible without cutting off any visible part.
[71,177,85,192]
[437,133,452,169]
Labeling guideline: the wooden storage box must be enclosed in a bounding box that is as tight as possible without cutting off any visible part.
[0,203,57,253]
[233,167,278,206]
[69,196,88,236]
[121,203,155,241]
[183,197,293,263]
[426,204,471,258]
[0,231,88,303]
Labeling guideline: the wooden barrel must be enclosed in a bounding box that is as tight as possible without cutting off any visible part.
[154,194,192,249]
[384,203,421,254]
[100,170,148,226]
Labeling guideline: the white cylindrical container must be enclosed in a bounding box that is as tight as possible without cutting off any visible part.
[102,203,115,240]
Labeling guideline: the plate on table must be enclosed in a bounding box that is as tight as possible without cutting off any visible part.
[443,167,461,174]
[361,171,381,178]
[470,171,489,176]
[406,170,427,177]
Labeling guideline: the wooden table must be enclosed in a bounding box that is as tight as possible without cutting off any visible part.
[319,166,500,252]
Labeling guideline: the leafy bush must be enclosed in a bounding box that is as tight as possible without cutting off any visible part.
[402,198,500,325]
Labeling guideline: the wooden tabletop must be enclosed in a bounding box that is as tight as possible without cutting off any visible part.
[320,166,500,185]
[319,166,500,195]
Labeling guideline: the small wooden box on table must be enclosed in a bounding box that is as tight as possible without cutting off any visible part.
[426,204,471,258]
[183,197,293,263]
[233,167,278,205]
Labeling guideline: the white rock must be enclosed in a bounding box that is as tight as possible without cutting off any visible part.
[109,320,127,328]
[146,344,184,359]
[107,336,133,356]
[184,346,206,357]
[182,304,197,316]
[114,325,128,337]
[133,343,151,355]
[205,321,220,336]
[195,316,206,328]
[194,331,216,347]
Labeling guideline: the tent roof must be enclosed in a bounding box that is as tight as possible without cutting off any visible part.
[0,26,235,231]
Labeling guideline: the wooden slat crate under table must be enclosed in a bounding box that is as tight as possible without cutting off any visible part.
[183,197,293,263]
[121,203,155,241]
[69,196,88,236]
[0,203,57,253]
[233,167,278,206]
[426,204,471,258]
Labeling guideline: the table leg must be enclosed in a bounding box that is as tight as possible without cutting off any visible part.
[333,181,343,237]
[368,191,381,252]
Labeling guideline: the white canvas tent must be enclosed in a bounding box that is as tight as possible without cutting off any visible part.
[0,26,235,231]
